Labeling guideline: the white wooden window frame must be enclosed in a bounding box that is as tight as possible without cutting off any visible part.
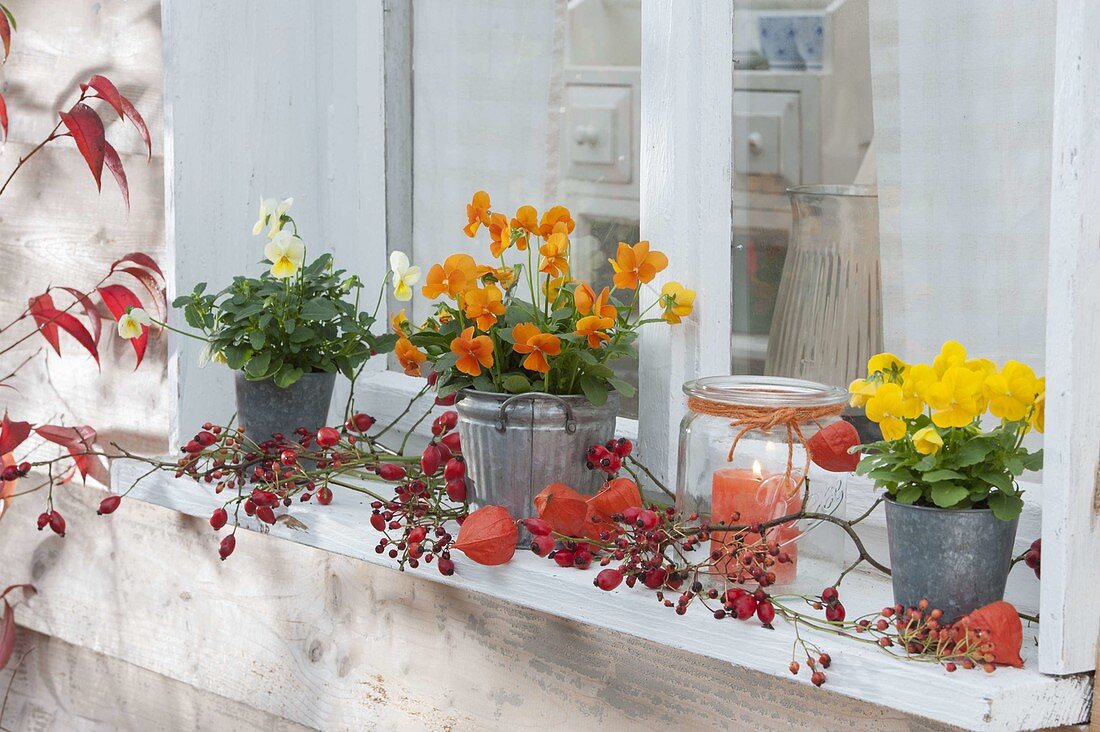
[165,0,1099,685]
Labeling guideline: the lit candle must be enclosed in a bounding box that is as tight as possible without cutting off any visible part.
[710,460,800,584]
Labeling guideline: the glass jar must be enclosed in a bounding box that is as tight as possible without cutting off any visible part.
[676,375,850,592]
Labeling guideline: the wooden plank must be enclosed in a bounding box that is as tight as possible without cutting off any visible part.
[0,629,312,731]
[0,0,167,456]
[98,460,1088,731]
[1039,0,1100,675]
[637,0,735,487]
[1,480,982,732]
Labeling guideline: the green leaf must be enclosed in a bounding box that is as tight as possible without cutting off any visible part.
[896,484,923,504]
[986,492,1024,521]
[955,438,993,467]
[867,467,913,483]
[472,374,496,392]
[234,301,264,319]
[921,468,966,483]
[434,352,459,374]
[1021,449,1044,472]
[223,343,252,370]
[914,455,938,472]
[244,351,271,378]
[502,374,532,394]
[300,297,339,321]
[930,482,969,508]
[273,364,304,388]
[579,375,609,406]
[607,376,637,397]
[249,330,266,350]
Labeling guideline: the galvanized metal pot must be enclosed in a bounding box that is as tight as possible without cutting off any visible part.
[456,390,620,542]
[884,497,1019,620]
[234,370,336,443]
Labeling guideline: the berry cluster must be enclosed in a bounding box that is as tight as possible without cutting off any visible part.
[1022,538,1041,579]
[584,437,632,475]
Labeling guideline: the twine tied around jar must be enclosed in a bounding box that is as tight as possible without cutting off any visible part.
[686,396,845,482]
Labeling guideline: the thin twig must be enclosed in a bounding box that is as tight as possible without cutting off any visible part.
[0,647,33,729]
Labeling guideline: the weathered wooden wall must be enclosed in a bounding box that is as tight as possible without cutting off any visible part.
[1,483,955,731]
[0,0,168,455]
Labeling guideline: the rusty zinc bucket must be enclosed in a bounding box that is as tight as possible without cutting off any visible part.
[456,390,620,542]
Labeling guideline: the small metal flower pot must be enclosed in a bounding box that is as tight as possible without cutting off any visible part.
[234,370,336,444]
[884,497,1019,620]
[456,390,620,542]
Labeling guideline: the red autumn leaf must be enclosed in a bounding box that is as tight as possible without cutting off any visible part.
[27,300,99,365]
[452,505,518,566]
[957,600,1024,668]
[119,93,151,161]
[103,141,129,210]
[59,102,106,190]
[36,423,105,482]
[116,266,166,321]
[807,420,862,472]
[83,74,125,119]
[28,293,61,354]
[585,477,644,539]
[0,585,35,671]
[0,413,32,455]
[97,283,147,367]
[0,91,8,142]
[0,6,10,61]
[112,251,163,278]
[58,287,102,345]
[533,482,589,536]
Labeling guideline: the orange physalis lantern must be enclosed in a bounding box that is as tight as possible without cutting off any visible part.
[453,505,518,566]
[807,420,862,473]
[957,600,1024,668]
[534,483,588,536]
[584,477,643,538]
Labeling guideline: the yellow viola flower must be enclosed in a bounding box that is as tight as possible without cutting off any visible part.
[660,281,696,324]
[575,314,614,349]
[925,366,985,428]
[912,426,944,455]
[488,212,513,258]
[933,340,967,377]
[422,253,478,300]
[538,206,575,239]
[609,241,669,290]
[867,352,906,377]
[263,230,306,278]
[464,284,506,331]
[539,233,569,278]
[389,251,421,302]
[510,205,538,250]
[865,383,921,441]
[966,358,998,377]
[1030,380,1045,433]
[512,323,562,373]
[849,378,878,408]
[984,360,1041,422]
[395,337,427,377]
[901,363,937,402]
[391,308,410,338]
[117,307,151,340]
[450,326,494,376]
[463,190,492,238]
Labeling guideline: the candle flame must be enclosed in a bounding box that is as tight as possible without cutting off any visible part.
[752,459,763,479]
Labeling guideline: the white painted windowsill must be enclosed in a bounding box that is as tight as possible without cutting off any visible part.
[113,451,1092,731]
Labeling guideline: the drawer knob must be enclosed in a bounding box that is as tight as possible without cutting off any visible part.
[573,124,600,146]
[748,131,764,154]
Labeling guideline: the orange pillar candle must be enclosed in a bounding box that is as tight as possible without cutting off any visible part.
[710,463,799,584]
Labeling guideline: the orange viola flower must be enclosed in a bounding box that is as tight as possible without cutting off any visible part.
[609,241,669,290]
[538,232,569,278]
[464,190,491,238]
[391,308,411,338]
[512,323,562,373]
[487,212,513,258]
[543,275,568,304]
[464,284,506,331]
[510,205,538,250]
[423,253,478,300]
[575,284,617,320]
[477,264,518,289]
[450,326,494,377]
[395,337,427,377]
[538,205,575,239]
[575,314,614,349]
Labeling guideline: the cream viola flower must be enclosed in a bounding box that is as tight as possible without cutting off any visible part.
[252,196,294,237]
[264,230,306,278]
[198,342,227,368]
[389,251,421,302]
[117,307,151,340]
